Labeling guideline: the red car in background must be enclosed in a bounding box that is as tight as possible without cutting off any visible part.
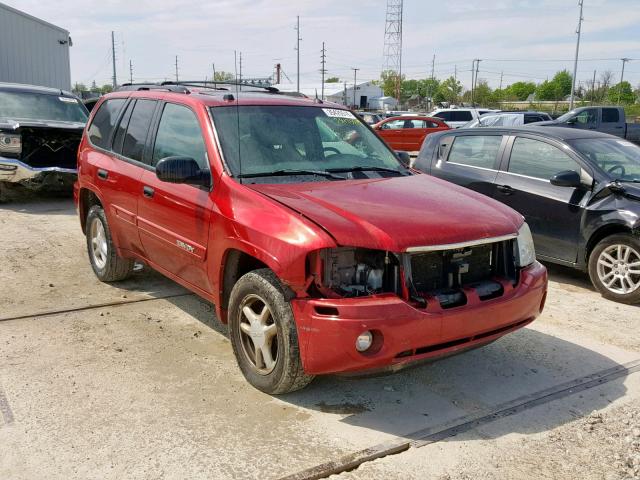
[373,116,450,152]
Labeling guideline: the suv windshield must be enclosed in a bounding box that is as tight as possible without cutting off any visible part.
[569,138,640,182]
[0,91,88,123]
[211,105,406,182]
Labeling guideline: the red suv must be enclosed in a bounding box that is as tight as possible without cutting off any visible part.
[75,83,547,394]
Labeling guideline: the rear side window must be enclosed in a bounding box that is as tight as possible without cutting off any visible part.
[152,103,208,169]
[602,108,620,123]
[111,100,135,154]
[508,137,579,180]
[447,135,502,169]
[452,111,473,122]
[87,98,126,149]
[434,111,452,121]
[121,99,157,163]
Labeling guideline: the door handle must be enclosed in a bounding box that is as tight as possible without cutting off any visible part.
[143,186,155,198]
[496,184,515,195]
[97,169,108,180]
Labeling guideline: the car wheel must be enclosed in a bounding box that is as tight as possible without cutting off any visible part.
[0,181,22,203]
[228,269,314,394]
[588,233,640,304]
[86,205,134,282]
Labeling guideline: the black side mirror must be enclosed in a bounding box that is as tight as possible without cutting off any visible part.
[550,170,581,188]
[395,151,411,166]
[156,156,210,187]
[565,117,577,125]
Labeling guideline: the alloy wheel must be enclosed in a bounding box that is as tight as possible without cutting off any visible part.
[237,294,279,375]
[596,244,640,295]
[89,217,108,270]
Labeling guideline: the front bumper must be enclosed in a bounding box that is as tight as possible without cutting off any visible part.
[0,156,77,183]
[291,261,547,375]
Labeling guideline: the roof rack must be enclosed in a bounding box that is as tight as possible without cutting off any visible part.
[118,83,190,93]
[160,81,279,93]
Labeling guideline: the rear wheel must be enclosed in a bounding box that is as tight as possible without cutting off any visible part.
[86,205,134,282]
[588,233,640,304]
[228,269,314,394]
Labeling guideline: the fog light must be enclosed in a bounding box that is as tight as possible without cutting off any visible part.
[355,331,373,352]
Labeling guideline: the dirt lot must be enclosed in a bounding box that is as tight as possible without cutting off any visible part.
[1,194,639,480]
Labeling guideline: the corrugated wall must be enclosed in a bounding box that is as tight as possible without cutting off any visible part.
[0,3,71,91]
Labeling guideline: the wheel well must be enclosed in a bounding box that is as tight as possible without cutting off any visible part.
[79,189,102,233]
[221,249,268,312]
[585,224,632,262]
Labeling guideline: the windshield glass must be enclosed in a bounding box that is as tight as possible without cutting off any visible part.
[211,105,406,182]
[556,110,578,122]
[569,138,640,182]
[0,91,88,123]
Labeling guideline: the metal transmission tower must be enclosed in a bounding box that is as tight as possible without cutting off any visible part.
[382,0,403,102]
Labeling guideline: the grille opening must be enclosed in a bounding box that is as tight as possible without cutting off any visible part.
[396,349,413,358]
[434,290,467,309]
[314,306,339,316]
[415,337,472,356]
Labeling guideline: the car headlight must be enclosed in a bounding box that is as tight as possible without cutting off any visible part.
[0,133,21,155]
[514,222,535,267]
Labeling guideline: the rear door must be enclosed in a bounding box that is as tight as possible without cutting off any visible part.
[377,118,408,150]
[599,108,625,138]
[137,102,214,293]
[85,97,145,255]
[493,135,589,263]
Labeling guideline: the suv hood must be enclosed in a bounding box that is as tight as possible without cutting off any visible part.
[0,118,85,131]
[249,175,523,252]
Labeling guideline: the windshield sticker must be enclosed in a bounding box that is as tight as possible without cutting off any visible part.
[616,140,634,147]
[323,108,356,119]
[58,96,77,103]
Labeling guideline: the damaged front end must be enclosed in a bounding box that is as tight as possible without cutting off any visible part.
[0,120,84,190]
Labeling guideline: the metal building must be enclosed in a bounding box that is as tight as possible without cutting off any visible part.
[0,2,72,90]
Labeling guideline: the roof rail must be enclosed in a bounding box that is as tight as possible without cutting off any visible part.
[118,83,190,93]
[160,80,279,93]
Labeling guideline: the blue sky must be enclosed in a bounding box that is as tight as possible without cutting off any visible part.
[6,0,640,90]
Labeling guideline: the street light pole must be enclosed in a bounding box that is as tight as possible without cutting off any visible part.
[569,0,584,110]
[352,68,359,109]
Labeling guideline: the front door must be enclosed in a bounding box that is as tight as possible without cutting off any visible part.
[493,136,589,263]
[137,102,214,293]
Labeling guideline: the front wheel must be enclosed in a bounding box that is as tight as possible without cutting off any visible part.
[588,233,640,304]
[228,269,314,394]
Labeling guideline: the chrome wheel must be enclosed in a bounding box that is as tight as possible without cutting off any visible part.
[596,244,640,295]
[89,217,108,269]
[238,294,278,375]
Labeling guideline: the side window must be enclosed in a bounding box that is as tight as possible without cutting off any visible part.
[508,137,579,180]
[410,120,426,128]
[382,119,405,129]
[87,98,126,149]
[453,111,473,122]
[434,111,451,121]
[576,109,597,125]
[153,103,208,170]
[437,135,454,160]
[111,100,135,155]
[121,99,157,163]
[602,108,620,123]
[447,135,502,169]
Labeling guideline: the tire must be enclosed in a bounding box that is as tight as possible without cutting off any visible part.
[588,233,640,304]
[228,269,314,394]
[85,205,134,282]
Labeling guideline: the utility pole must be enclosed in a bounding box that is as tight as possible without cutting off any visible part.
[174,55,179,82]
[320,42,327,101]
[212,63,216,88]
[474,59,481,93]
[618,58,630,105]
[470,59,476,106]
[111,31,117,89]
[295,16,301,92]
[352,68,359,109]
[454,65,457,83]
[343,81,347,106]
[499,71,504,90]
[429,54,435,111]
[275,63,281,84]
[239,51,243,87]
[569,0,584,110]
[591,69,596,103]
[129,60,133,84]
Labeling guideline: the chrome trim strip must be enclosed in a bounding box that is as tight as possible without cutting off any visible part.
[406,233,517,253]
[0,157,76,182]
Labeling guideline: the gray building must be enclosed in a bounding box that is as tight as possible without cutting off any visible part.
[0,2,72,90]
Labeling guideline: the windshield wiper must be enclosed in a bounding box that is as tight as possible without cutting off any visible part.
[326,166,407,176]
[237,169,346,180]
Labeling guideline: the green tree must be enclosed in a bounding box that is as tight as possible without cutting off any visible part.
[473,80,494,106]
[552,70,573,98]
[505,81,536,101]
[535,80,562,101]
[608,81,636,105]
[100,84,113,94]
[437,76,463,104]
[214,71,235,82]
[380,70,404,97]
[325,77,339,83]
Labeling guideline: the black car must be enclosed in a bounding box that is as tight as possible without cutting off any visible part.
[414,126,640,304]
[0,82,88,200]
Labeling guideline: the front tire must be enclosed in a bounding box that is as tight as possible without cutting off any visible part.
[228,269,314,394]
[85,205,134,282]
[588,233,640,304]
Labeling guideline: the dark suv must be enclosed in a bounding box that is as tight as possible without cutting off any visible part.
[75,83,547,394]
[415,126,640,304]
